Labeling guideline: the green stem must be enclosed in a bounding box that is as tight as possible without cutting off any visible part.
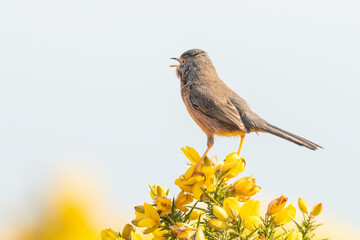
[185,200,199,222]
[201,188,219,204]
[184,205,208,212]
[164,215,176,225]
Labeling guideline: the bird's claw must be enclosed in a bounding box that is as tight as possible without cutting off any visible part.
[191,167,204,177]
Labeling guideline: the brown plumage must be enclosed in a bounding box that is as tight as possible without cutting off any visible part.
[170,49,322,164]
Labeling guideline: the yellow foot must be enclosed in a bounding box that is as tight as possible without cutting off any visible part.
[237,135,245,156]
[192,167,204,177]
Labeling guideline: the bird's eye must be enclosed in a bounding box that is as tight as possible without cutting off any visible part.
[181,58,186,65]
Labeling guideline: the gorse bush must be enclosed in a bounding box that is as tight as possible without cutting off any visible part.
[101,147,324,240]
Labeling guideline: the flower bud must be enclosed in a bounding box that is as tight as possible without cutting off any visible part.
[208,219,227,230]
[188,210,201,220]
[223,197,241,219]
[213,205,229,220]
[287,230,303,240]
[240,199,261,219]
[195,228,205,240]
[233,176,261,199]
[149,184,167,199]
[243,216,262,231]
[134,205,145,214]
[311,203,322,216]
[298,198,309,214]
[121,224,133,239]
[220,153,246,179]
[100,229,118,240]
[267,195,288,216]
[273,204,296,225]
[200,193,212,203]
[131,217,145,227]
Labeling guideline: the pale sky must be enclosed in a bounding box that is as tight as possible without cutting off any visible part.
[1,0,359,234]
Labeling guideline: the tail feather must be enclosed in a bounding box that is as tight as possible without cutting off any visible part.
[263,123,322,150]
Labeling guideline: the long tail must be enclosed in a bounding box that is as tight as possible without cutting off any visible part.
[262,123,322,150]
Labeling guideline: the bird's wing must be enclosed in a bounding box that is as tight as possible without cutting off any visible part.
[188,85,249,133]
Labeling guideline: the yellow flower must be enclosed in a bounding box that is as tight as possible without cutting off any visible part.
[218,152,246,179]
[130,231,143,240]
[213,205,229,220]
[223,197,241,219]
[188,209,202,220]
[267,195,288,216]
[287,230,303,240]
[169,223,196,239]
[298,198,309,214]
[311,203,322,216]
[202,166,216,192]
[238,199,262,231]
[175,174,205,200]
[176,147,217,199]
[208,219,227,230]
[181,146,201,164]
[240,199,261,219]
[121,224,133,239]
[232,176,261,201]
[175,175,192,193]
[154,196,172,216]
[101,229,123,240]
[195,227,205,240]
[132,203,160,234]
[152,228,167,240]
[175,191,193,212]
[273,204,296,225]
[243,216,262,231]
[149,184,167,199]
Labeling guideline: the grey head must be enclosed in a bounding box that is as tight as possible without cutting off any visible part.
[170,49,219,85]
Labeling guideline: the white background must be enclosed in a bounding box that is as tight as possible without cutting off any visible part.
[1,0,359,234]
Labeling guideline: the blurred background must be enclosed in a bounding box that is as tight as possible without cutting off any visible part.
[1,0,359,239]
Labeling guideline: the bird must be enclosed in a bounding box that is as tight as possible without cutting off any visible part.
[170,49,321,171]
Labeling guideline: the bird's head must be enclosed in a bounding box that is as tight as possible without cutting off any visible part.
[170,49,214,82]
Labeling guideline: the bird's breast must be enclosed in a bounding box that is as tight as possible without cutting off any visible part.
[181,87,211,134]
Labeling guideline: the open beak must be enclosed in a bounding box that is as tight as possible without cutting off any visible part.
[170,57,180,67]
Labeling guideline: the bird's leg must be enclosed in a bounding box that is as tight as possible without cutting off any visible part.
[192,147,210,176]
[237,135,245,156]
[192,135,214,176]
